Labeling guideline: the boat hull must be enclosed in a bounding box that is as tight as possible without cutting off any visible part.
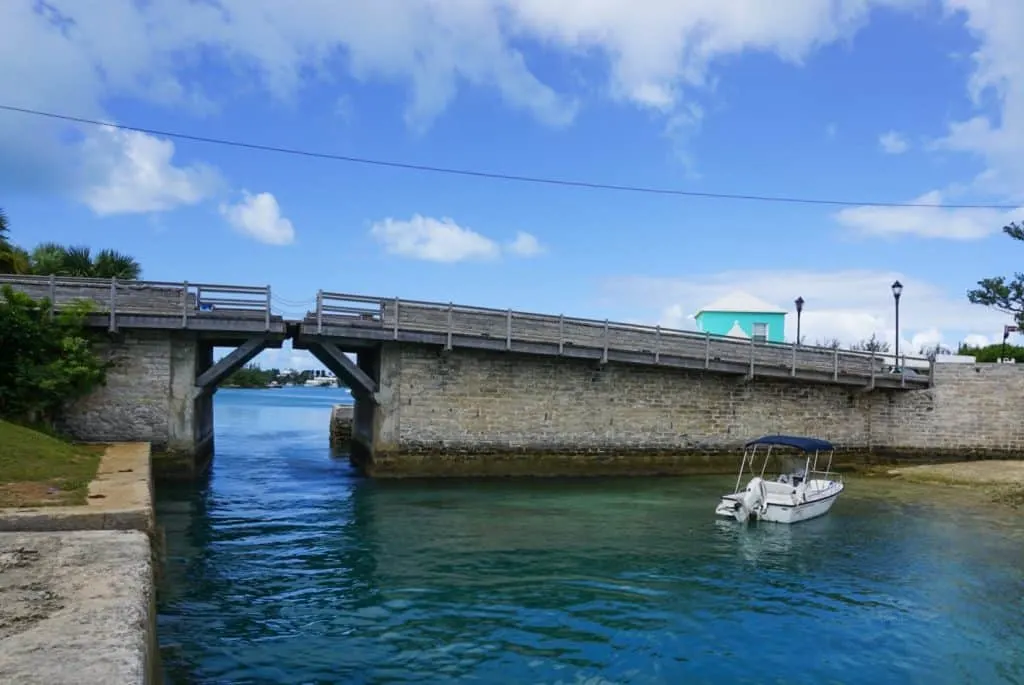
[756,485,843,523]
[715,482,844,525]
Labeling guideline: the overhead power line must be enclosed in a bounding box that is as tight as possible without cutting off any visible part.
[0,102,1017,210]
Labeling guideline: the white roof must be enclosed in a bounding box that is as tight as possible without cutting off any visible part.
[695,291,787,315]
[725,320,749,339]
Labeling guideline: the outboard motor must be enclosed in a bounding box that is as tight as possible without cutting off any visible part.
[734,476,768,523]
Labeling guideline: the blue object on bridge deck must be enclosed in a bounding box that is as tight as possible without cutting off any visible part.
[199,303,215,312]
[744,434,834,452]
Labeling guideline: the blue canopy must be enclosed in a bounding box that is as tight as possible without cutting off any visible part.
[744,434,834,452]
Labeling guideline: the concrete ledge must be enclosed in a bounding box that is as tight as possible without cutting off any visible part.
[0,530,155,685]
[361,447,1024,478]
[330,404,353,449]
[0,443,153,533]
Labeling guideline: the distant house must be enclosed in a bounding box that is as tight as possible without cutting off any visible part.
[694,292,787,344]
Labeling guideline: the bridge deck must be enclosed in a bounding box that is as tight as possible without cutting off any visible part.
[0,276,933,389]
[0,275,286,338]
[300,292,933,390]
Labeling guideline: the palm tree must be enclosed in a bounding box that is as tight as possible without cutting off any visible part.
[93,249,141,280]
[0,208,30,275]
[29,243,142,280]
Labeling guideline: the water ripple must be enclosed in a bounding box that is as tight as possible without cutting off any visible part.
[157,389,1024,684]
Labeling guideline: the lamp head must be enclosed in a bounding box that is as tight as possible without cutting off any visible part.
[795,296,804,313]
[891,280,903,299]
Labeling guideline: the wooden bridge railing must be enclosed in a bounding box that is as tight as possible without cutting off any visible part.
[0,275,274,331]
[311,291,933,387]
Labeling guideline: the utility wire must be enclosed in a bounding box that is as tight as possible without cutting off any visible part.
[0,102,1017,210]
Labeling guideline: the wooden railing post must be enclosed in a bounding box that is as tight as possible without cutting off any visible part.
[869,349,876,389]
[558,314,564,355]
[704,331,710,369]
[748,336,755,378]
[108,277,117,332]
[265,285,271,331]
[790,341,797,376]
[181,281,189,328]
[833,347,839,381]
[446,302,453,351]
[901,354,906,387]
[655,325,661,364]
[316,290,323,333]
[393,297,400,340]
[928,356,935,387]
[506,309,512,350]
[602,319,609,364]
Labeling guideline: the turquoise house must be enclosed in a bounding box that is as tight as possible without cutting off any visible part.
[693,292,787,343]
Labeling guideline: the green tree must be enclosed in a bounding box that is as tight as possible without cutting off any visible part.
[968,221,1024,327]
[0,286,108,424]
[0,208,30,275]
[224,364,280,388]
[957,342,1024,363]
[29,243,142,280]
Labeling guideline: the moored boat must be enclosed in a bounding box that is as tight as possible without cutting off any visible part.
[714,434,844,524]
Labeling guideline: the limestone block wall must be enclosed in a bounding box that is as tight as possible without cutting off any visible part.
[59,331,209,461]
[60,332,175,447]
[884,363,1024,455]
[372,344,885,458]
[368,344,1024,475]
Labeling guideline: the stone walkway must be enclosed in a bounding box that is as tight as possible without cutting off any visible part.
[0,443,155,684]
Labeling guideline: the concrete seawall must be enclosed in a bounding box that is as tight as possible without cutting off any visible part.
[351,345,1024,477]
[0,443,158,684]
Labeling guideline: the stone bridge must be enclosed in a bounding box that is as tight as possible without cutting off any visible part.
[2,276,954,478]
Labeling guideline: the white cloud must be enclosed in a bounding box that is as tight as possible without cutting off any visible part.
[507,231,546,257]
[370,215,501,263]
[219,191,296,245]
[834,190,1024,240]
[928,2,1024,200]
[80,126,222,216]
[370,215,545,263]
[604,268,1009,354]
[0,0,926,172]
[879,130,909,154]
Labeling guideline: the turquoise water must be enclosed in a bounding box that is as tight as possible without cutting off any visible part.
[156,388,1024,684]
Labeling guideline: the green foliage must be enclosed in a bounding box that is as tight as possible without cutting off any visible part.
[0,208,29,275]
[957,342,1024,363]
[29,242,142,279]
[0,208,141,278]
[967,222,1024,327]
[225,364,281,388]
[0,286,109,423]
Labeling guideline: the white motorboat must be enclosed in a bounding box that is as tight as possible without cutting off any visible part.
[714,435,844,524]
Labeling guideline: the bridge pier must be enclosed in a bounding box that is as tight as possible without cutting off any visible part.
[58,330,285,480]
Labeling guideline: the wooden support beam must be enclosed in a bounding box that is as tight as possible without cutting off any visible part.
[306,342,380,401]
[195,337,269,389]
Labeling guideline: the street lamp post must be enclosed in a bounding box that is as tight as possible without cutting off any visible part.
[891,280,903,368]
[794,296,804,346]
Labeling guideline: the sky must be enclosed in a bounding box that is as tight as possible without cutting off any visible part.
[2,0,1023,370]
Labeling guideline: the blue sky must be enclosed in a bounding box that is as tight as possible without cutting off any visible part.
[2,0,1023,369]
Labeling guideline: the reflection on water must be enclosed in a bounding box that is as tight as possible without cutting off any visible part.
[156,388,1024,684]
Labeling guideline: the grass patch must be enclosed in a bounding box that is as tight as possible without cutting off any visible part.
[0,419,104,507]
